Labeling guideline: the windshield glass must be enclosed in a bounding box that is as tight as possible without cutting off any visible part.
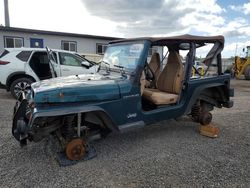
[101,42,145,73]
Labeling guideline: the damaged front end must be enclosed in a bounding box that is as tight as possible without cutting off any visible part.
[12,73,121,148]
[12,91,99,163]
[11,75,119,162]
[12,91,59,146]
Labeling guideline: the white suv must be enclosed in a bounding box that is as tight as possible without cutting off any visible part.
[0,48,97,98]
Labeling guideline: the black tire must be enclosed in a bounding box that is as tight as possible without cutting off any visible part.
[10,77,34,99]
[244,66,250,80]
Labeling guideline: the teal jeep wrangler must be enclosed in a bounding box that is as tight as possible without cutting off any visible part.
[12,35,233,161]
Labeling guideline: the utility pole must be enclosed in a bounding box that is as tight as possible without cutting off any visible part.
[4,0,10,27]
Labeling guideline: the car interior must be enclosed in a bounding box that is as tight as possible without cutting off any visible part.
[140,39,221,111]
[141,48,185,111]
[29,52,53,80]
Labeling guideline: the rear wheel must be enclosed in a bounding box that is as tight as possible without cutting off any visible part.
[244,66,250,80]
[10,77,33,99]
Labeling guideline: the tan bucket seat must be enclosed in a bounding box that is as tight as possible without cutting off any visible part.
[141,52,161,94]
[149,52,161,79]
[145,52,161,88]
[143,51,184,105]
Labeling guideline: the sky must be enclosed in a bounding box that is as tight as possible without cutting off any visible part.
[0,0,250,58]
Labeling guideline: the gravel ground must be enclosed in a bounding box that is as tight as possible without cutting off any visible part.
[0,79,249,188]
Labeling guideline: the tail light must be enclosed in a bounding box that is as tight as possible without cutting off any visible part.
[0,60,10,65]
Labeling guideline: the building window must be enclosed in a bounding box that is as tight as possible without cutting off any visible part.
[96,43,108,54]
[4,36,24,48]
[61,41,77,52]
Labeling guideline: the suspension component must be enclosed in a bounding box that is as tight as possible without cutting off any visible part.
[199,111,212,125]
[61,115,76,141]
[191,102,200,122]
[191,101,213,125]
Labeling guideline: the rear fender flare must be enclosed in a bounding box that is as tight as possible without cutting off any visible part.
[184,83,227,114]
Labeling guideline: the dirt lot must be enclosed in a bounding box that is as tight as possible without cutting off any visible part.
[0,79,249,188]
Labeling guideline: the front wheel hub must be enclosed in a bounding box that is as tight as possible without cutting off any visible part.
[199,112,212,125]
[65,138,86,160]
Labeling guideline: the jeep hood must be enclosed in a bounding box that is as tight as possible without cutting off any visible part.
[31,73,125,103]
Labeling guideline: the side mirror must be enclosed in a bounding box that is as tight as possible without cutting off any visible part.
[81,61,90,68]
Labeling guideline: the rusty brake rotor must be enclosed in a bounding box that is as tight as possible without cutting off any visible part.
[65,138,86,161]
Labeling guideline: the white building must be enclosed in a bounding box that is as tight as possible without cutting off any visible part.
[0,26,119,54]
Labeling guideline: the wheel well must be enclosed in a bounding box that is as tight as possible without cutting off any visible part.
[6,73,35,91]
[199,85,229,107]
[32,110,118,133]
[186,85,229,115]
[84,111,118,133]
[29,110,118,142]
